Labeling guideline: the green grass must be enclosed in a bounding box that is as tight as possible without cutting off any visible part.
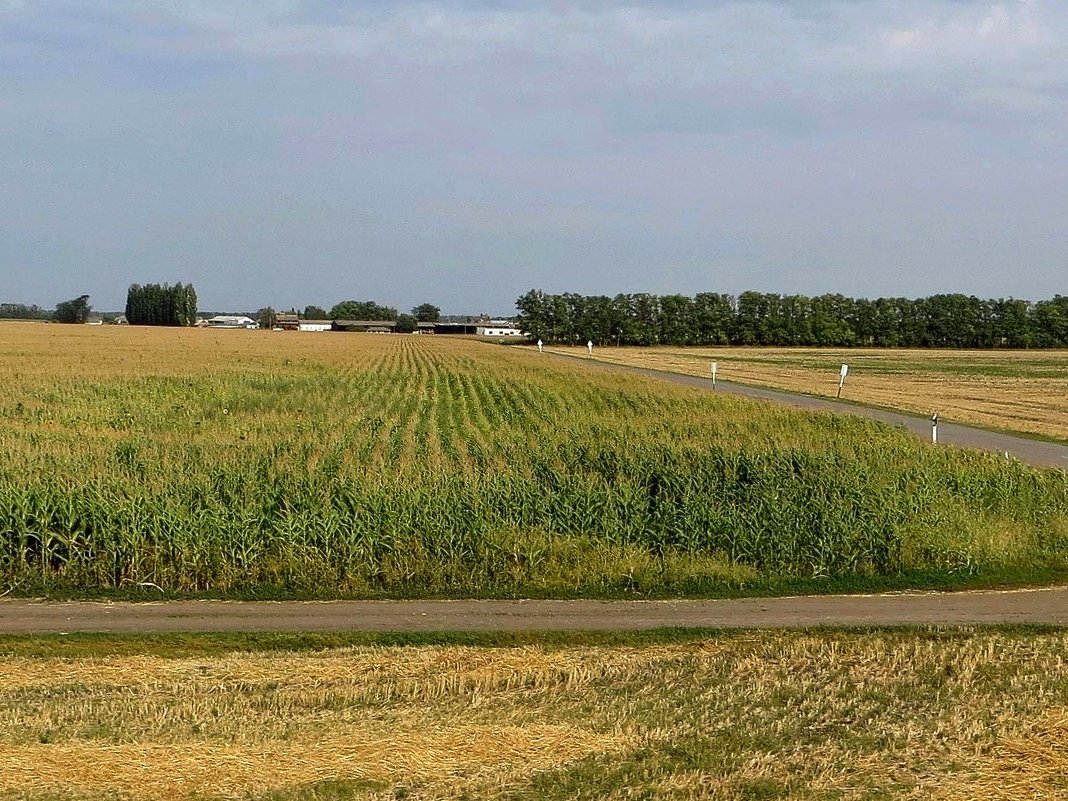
[0,625,1061,660]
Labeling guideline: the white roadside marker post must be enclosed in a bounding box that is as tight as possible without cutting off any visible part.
[710,361,718,389]
[837,364,849,399]
[587,340,593,356]
[931,413,939,444]
[537,338,543,354]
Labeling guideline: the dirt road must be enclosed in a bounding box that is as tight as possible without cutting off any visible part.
[2,587,1067,633]
[552,353,1068,470]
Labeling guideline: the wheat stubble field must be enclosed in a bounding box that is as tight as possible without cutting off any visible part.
[2,323,1068,799]
[1,630,1066,800]
[545,345,1068,442]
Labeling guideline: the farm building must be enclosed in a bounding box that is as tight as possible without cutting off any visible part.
[206,315,257,329]
[477,324,524,337]
[332,320,397,333]
[298,320,332,332]
[275,312,300,331]
[327,320,519,335]
[433,322,479,335]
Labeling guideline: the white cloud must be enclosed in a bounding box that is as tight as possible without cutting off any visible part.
[883,1,1042,52]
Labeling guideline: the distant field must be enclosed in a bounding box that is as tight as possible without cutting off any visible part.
[546,345,1068,441]
[1,322,1066,597]
[1,629,1066,800]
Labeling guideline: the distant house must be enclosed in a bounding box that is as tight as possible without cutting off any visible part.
[275,312,300,331]
[477,324,524,337]
[298,319,332,332]
[85,316,104,326]
[206,315,257,329]
[113,315,128,325]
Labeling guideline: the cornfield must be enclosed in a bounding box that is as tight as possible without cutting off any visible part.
[1,324,1066,596]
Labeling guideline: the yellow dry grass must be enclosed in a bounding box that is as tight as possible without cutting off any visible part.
[0,724,621,800]
[0,645,668,799]
[2,634,1067,800]
[934,708,1068,801]
[0,320,388,381]
[549,344,1068,441]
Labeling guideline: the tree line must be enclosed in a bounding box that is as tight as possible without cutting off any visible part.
[1,295,94,323]
[515,290,1068,348]
[0,302,50,320]
[125,283,198,326]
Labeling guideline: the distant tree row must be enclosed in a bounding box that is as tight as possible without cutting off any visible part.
[324,300,441,323]
[328,299,399,321]
[125,283,198,326]
[0,302,50,320]
[515,290,1068,348]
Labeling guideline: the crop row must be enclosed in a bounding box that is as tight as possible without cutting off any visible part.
[0,329,1065,596]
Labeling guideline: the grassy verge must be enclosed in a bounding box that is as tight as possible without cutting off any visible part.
[2,628,1066,800]
[9,562,1068,602]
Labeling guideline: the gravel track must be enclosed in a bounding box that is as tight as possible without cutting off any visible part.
[1,587,1067,633]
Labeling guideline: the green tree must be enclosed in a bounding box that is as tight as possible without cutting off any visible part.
[412,303,441,323]
[692,293,733,345]
[989,298,1032,348]
[1032,295,1068,347]
[630,293,660,345]
[732,291,765,345]
[329,300,399,320]
[54,294,91,324]
[659,294,694,345]
[0,302,48,320]
[809,294,855,346]
[515,290,552,341]
[394,314,418,333]
[125,283,197,326]
[302,305,329,320]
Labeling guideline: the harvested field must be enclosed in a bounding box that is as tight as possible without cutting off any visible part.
[1,630,1067,799]
[547,345,1068,441]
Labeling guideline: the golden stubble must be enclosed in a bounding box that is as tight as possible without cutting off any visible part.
[0,644,677,800]
[1,635,1067,800]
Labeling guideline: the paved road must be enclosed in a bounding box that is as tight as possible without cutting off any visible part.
[552,353,1068,470]
[2,588,1067,633]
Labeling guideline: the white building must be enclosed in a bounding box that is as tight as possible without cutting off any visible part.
[299,320,333,332]
[206,315,257,329]
[477,325,524,337]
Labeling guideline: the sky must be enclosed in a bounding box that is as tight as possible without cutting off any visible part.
[2,1,1066,314]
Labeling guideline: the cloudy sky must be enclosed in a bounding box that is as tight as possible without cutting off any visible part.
[2,1,1065,313]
